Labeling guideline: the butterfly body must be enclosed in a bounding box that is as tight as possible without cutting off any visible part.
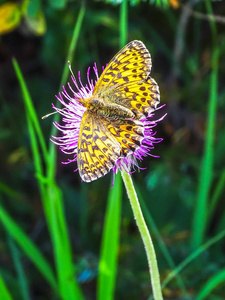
[79,96,135,121]
[76,40,160,182]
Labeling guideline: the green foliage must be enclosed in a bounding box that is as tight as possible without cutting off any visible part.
[0,2,21,34]
[0,0,46,35]
[11,46,84,299]
[0,204,57,291]
[191,0,219,249]
[0,272,12,300]
[0,0,225,299]
[8,238,30,300]
[104,0,169,7]
[97,174,122,300]
[197,268,225,300]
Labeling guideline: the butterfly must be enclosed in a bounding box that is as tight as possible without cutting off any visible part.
[77,40,160,182]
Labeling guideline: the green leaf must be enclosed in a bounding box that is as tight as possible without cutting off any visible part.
[97,174,122,300]
[24,9,46,35]
[137,187,189,298]
[48,0,67,9]
[45,183,85,300]
[196,269,225,300]
[48,0,86,179]
[21,0,46,35]
[0,204,58,292]
[12,58,49,169]
[13,9,85,299]
[0,272,13,300]
[26,0,41,18]
[191,0,219,248]
[8,238,30,300]
[0,2,21,34]
[149,0,169,8]
[161,229,225,290]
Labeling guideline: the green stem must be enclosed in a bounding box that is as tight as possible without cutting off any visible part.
[120,0,128,48]
[137,193,189,298]
[121,171,163,300]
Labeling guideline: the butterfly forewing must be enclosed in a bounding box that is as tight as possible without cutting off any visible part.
[92,40,159,120]
[93,40,152,97]
[113,76,160,118]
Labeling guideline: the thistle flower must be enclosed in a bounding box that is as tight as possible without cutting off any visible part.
[50,40,163,182]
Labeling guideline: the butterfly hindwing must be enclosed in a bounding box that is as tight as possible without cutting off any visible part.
[78,111,121,182]
[107,119,145,157]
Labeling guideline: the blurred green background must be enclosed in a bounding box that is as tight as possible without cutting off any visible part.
[0,0,225,299]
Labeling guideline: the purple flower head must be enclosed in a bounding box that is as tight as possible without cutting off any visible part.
[51,41,164,183]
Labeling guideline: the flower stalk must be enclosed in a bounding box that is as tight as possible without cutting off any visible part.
[121,170,163,300]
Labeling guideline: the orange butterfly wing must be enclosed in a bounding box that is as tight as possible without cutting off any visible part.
[78,40,160,182]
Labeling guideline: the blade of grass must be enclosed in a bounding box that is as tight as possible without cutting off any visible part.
[120,0,127,48]
[208,170,225,220]
[12,58,49,168]
[45,7,86,296]
[8,237,30,300]
[59,1,86,89]
[137,187,190,299]
[97,174,122,300]
[46,182,84,300]
[0,204,58,292]
[161,229,225,289]
[42,7,87,293]
[48,0,86,180]
[27,110,84,299]
[26,111,46,200]
[196,268,225,300]
[13,58,84,299]
[152,0,169,8]
[191,0,219,248]
[13,59,50,214]
[0,273,13,300]
[0,181,22,200]
[0,271,13,300]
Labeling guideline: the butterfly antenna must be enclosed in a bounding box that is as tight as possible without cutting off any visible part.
[68,61,78,85]
[42,111,58,119]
